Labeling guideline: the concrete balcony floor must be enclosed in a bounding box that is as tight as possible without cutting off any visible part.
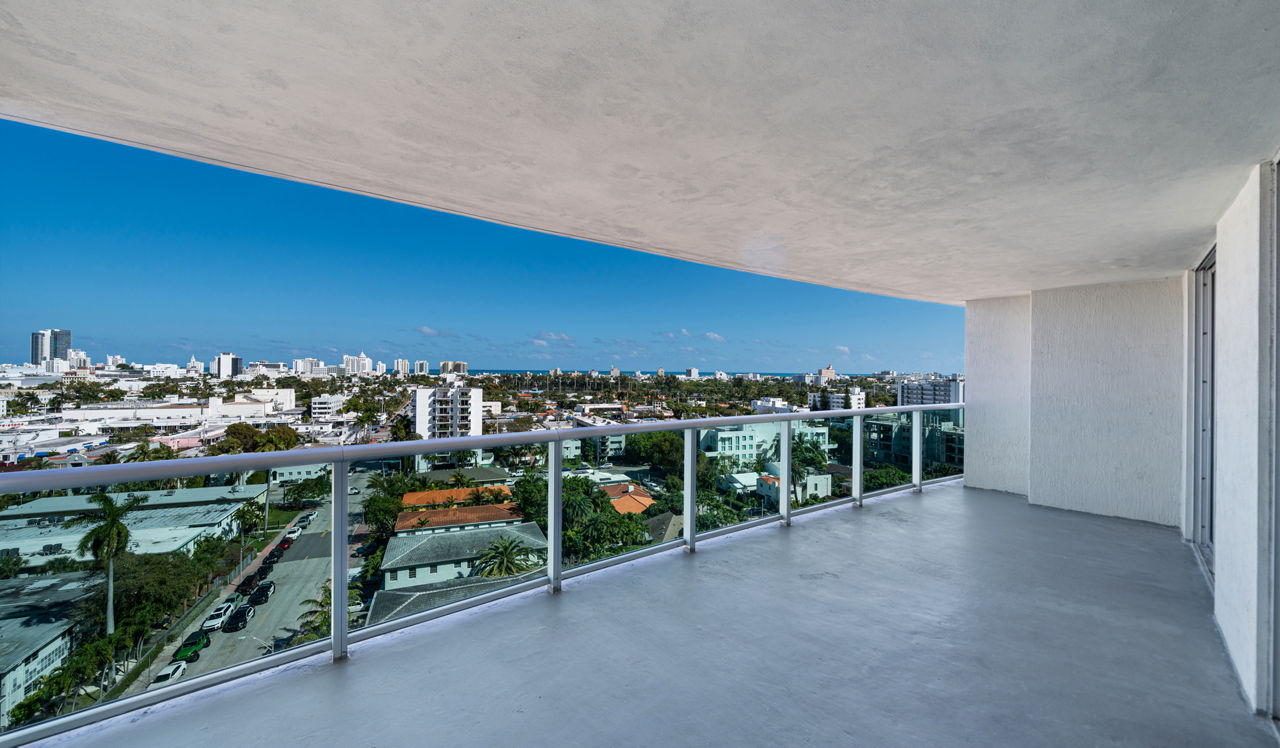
[38,484,1275,746]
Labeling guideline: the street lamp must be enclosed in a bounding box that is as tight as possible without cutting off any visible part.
[251,636,274,655]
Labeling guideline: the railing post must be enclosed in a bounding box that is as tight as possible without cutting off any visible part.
[683,428,697,552]
[911,410,923,492]
[852,414,864,508]
[331,460,349,660]
[547,441,563,591]
[780,420,792,525]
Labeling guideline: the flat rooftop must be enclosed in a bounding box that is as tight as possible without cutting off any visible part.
[35,485,1274,746]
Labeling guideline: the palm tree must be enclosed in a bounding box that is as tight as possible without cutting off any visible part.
[61,492,150,634]
[125,442,152,463]
[475,537,538,578]
[97,450,121,465]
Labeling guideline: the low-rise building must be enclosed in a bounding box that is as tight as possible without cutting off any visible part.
[381,521,546,590]
[0,573,97,730]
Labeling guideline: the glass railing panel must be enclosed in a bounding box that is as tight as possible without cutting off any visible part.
[922,407,964,480]
[696,421,782,531]
[562,429,686,568]
[862,412,913,493]
[349,445,547,631]
[0,463,332,732]
[790,417,850,510]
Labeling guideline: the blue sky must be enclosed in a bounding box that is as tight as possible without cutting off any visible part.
[0,119,963,374]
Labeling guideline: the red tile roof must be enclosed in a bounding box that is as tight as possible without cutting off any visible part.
[394,502,523,532]
[402,485,512,506]
[602,483,655,514]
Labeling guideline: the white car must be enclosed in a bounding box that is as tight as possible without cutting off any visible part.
[201,602,235,631]
[285,526,302,540]
[348,487,360,495]
[146,661,186,691]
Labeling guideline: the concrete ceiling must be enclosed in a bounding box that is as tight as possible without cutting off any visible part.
[2,2,1278,304]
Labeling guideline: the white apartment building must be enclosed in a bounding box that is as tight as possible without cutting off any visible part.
[413,360,430,375]
[66,349,90,368]
[413,386,483,440]
[897,375,965,406]
[343,352,373,376]
[210,352,243,379]
[699,421,830,469]
[310,394,348,421]
[685,368,698,378]
[807,388,865,410]
[375,361,386,375]
[186,355,204,375]
[292,357,324,375]
[106,354,126,368]
[439,361,468,375]
[752,397,795,415]
[393,359,410,375]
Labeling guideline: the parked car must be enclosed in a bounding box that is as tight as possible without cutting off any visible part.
[173,630,211,662]
[249,580,276,605]
[223,604,256,632]
[223,591,244,608]
[347,486,360,495]
[285,526,302,540]
[278,537,293,550]
[353,542,378,557]
[236,574,260,596]
[146,661,187,691]
[256,562,274,579]
[202,602,235,631]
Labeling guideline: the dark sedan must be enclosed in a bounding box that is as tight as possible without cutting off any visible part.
[249,580,276,606]
[222,604,256,632]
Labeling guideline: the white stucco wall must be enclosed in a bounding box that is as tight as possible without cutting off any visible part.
[1027,278,1185,526]
[1213,163,1276,710]
[963,295,1031,495]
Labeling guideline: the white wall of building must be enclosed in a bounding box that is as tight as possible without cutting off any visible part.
[1028,277,1186,526]
[1212,162,1277,711]
[963,295,1030,495]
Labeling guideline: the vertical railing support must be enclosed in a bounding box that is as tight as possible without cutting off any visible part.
[547,441,563,592]
[780,420,792,525]
[683,428,697,551]
[331,460,350,661]
[852,414,864,508]
[911,410,923,492]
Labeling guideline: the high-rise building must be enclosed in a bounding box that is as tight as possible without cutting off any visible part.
[686,368,699,378]
[29,329,71,364]
[439,361,468,375]
[609,365,620,378]
[291,357,324,375]
[211,352,243,379]
[393,359,410,375]
[106,354,127,368]
[186,356,205,375]
[375,361,387,375]
[656,367,665,377]
[413,360,430,375]
[896,375,965,406]
[66,349,91,368]
[413,385,483,440]
[818,364,837,379]
[343,352,373,376]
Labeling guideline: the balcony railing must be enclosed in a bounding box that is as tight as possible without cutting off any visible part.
[0,403,961,744]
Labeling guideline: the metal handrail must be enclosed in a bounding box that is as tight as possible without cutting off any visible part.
[0,402,964,746]
[0,403,962,494]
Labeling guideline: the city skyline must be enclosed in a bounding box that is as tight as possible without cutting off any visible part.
[0,119,964,372]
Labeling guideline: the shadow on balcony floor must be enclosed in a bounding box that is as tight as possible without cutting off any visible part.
[39,485,1275,747]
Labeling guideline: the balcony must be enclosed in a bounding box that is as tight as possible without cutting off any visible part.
[0,405,1272,745]
[27,483,1272,746]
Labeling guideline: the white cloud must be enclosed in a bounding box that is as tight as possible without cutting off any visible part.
[417,325,456,338]
[705,332,726,342]
[658,331,676,339]
[532,339,549,347]
[539,331,571,340]
[680,328,691,337]
[835,345,850,355]
[861,353,878,361]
